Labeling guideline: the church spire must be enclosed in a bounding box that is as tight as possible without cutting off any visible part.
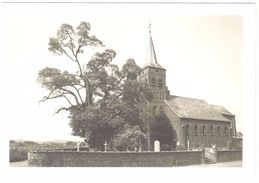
[145,21,164,69]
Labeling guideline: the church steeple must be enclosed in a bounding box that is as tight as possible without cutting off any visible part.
[145,21,164,69]
[138,21,169,101]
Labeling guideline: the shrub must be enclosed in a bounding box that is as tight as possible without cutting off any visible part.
[9,147,28,162]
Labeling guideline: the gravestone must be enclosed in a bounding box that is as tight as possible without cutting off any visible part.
[154,140,160,152]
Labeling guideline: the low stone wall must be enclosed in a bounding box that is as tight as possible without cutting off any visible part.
[216,150,242,162]
[28,151,203,167]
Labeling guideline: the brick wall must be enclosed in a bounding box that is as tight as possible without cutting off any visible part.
[28,151,203,167]
[216,150,242,162]
[181,118,231,148]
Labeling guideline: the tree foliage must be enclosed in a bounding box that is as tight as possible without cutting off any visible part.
[150,113,177,151]
[38,21,152,150]
[111,124,146,151]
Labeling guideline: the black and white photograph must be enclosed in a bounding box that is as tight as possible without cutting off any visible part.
[1,0,257,182]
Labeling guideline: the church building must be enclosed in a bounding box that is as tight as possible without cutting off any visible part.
[138,25,238,150]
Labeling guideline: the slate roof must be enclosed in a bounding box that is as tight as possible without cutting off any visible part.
[144,30,165,70]
[211,105,235,116]
[165,95,230,122]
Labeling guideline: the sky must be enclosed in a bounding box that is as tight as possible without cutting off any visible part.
[0,3,250,142]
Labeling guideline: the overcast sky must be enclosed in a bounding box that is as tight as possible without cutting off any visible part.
[1,3,249,141]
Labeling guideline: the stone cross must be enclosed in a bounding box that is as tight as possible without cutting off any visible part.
[154,140,160,152]
[77,141,80,152]
[104,140,107,152]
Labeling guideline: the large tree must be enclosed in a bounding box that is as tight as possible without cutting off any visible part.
[38,22,152,150]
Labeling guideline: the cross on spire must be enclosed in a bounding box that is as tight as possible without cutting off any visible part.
[148,20,152,33]
[145,21,164,69]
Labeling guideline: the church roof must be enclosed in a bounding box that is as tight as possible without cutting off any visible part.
[165,95,230,122]
[144,26,164,70]
[211,105,235,116]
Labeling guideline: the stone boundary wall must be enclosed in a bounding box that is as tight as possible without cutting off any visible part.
[28,151,203,167]
[216,149,242,162]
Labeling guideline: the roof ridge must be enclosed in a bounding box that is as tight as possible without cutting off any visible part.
[169,95,206,102]
[211,104,224,108]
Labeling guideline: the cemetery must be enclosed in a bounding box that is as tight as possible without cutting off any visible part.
[28,140,242,167]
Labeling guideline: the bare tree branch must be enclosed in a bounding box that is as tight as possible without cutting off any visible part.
[70,85,84,104]
[62,94,73,106]
[62,48,77,62]
[39,90,54,103]
[56,107,71,114]
[39,91,74,107]
[65,29,76,56]
[60,87,80,105]
[39,94,62,103]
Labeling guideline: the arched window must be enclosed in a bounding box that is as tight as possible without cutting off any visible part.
[158,79,163,88]
[210,126,214,136]
[217,126,221,136]
[151,78,156,87]
[159,106,163,114]
[152,106,156,116]
[194,125,198,136]
[224,127,228,136]
[186,125,190,136]
[202,126,206,136]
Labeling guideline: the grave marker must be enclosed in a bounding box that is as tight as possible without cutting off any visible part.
[154,140,160,152]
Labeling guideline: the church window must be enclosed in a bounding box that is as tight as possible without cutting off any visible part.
[217,126,221,136]
[210,126,214,136]
[152,106,156,116]
[202,126,206,136]
[186,125,190,136]
[158,79,163,88]
[194,125,198,136]
[159,106,163,113]
[151,78,156,87]
[224,127,228,136]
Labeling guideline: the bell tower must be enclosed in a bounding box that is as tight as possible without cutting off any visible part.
[139,22,169,101]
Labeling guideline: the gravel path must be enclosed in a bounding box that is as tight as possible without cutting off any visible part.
[10,160,28,167]
[186,161,242,167]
